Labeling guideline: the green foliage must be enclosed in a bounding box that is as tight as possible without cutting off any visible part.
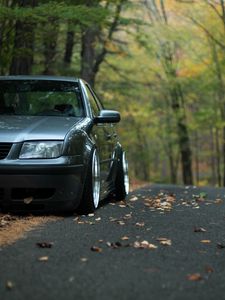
[0,3,108,25]
[1,0,225,185]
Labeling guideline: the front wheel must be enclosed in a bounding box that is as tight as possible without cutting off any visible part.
[114,151,129,201]
[77,149,100,215]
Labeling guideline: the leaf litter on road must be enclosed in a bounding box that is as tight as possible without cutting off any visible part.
[106,241,123,249]
[156,238,172,246]
[187,273,203,281]
[80,257,88,262]
[36,242,53,248]
[200,240,211,244]
[143,192,176,212]
[217,243,225,249]
[129,196,138,202]
[38,256,49,262]
[6,280,14,290]
[194,227,207,233]
[121,236,129,240]
[90,246,102,253]
[135,222,145,227]
[133,240,158,250]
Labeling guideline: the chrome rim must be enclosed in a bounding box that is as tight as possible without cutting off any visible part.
[92,149,100,208]
[122,152,129,195]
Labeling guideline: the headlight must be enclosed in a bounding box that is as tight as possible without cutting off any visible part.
[19,141,63,159]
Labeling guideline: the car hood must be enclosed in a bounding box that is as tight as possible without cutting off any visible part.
[0,116,82,143]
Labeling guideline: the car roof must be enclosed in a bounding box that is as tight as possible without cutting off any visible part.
[0,75,79,82]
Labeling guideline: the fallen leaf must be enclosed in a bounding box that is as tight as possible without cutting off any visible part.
[6,281,14,290]
[205,266,214,273]
[187,273,202,281]
[200,240,211,244]
[215,199,223,204]
[77,221,85,224]
[90,246,102,252]
[24,197,33,204]
[121,236,129,241]
[36,242,53,248]
[106,241,122,249]
[109,217,117,222]
[148,243,158,249]
[157,237,172,246]
[129,196,138,202]
[217,243,225,249]
[38,256,49,261]
[160,240,172,246]
[123,213,132,220]
[194,227,207,233]
[88,213,95,217]
[117,220,125,226]
[133,240,157,250]
[115,241,122,247]
[80,257,88,262]
[135,222,145,227]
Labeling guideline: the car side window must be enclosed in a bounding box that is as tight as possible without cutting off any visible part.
[85,85,101,117]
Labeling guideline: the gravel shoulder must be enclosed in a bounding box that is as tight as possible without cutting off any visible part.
[0,214,60,247]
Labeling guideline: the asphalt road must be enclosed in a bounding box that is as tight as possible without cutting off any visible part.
[1,184,225,300]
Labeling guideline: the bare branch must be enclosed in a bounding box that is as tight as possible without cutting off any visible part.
[104,60,153,87]
[189,16,225,50]
[93,0,125,74]
[207,1,224,23]
[160,0,168,23]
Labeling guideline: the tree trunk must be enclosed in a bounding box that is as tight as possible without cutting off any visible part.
[42,19,59,75]
[210,128,217,185]
[168,150,177,184]
[80,1,124,86]
[10,0,37,75]
[194,131,200,185]
[170,85,193,185]
[177,121,193,185]
[210,39,225,185]
[80,27,97,86]
[215,127,222,186]
[64,30,75,65]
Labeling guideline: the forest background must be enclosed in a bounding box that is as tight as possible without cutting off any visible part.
[0,0,224,187]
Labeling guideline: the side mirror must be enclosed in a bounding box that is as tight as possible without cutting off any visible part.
[94,110,121,124]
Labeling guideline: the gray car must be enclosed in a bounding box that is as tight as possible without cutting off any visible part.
[0,76,129,214]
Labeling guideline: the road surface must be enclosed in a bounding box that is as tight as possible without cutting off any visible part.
[1,184,225,300]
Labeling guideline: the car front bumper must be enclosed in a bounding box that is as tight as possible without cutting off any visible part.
[0,159,85,212]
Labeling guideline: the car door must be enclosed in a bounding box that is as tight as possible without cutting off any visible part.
[83,84,113,195]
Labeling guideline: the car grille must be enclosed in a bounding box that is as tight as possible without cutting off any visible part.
[0,143,12,159]
[11,188,55,200]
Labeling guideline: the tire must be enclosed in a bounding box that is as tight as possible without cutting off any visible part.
[114,151,129,201]
[77,149,100,215]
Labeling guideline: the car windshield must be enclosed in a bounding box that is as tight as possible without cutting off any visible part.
[0,80,85,117]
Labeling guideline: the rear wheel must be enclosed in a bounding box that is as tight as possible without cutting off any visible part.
[77,149,100,215]
[114,151,129,201]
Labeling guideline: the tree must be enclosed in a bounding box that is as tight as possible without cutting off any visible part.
[10,0,38,75]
